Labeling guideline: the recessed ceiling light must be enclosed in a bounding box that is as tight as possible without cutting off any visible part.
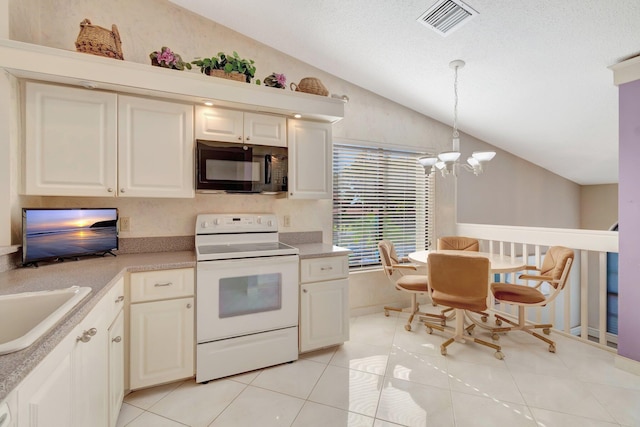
[79,81,97,89]
[293,114,302,119]
[203,101,214,106]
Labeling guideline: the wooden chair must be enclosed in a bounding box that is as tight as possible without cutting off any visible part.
[378,240,445,331]
[423,253,504,359]
[490,246,574,353]
[437,236,480,252]
[436,236,490,321]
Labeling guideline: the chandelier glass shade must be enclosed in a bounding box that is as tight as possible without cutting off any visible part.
[419,59,495,176]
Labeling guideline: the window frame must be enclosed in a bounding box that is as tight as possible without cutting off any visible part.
[332,141,435,270]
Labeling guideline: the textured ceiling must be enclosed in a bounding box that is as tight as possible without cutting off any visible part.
[169,0,640,185]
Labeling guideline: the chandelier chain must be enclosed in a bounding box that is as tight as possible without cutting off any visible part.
[453,64,459,138]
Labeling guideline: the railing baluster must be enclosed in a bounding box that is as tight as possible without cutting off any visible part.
[580,250,589,339]
[599,252,607,346]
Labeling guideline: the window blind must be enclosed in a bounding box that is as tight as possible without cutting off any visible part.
[332,143,434,269]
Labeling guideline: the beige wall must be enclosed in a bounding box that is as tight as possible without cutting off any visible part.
[6,0,584,313]
[457,134,581,228]
[0,0,10,246]
[581,184,618,230]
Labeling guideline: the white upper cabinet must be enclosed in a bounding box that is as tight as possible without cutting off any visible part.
[23,82,194,198]
[24,81,118,197]
[195,106,286,147]
[287,120,332,199]
[118,96,194,198]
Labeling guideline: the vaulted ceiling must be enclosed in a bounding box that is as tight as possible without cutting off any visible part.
[169,0,640,185]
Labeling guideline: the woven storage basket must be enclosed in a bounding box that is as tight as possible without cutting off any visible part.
[208,69,246,82]
[75,18,123,60]
[290,77,329,96]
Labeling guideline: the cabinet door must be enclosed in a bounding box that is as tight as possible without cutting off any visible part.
[244,113,286,147]
[118,96,194,198]
[73,307,109,427]
[108,309,124,427]
[299,279,349,353]
[195,106,243,142]
[24,82,117,197]
[17,337,75,427]
[130,297,194,390]
[287,120,332,199]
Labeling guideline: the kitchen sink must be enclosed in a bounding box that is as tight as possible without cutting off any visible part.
[0,286,91,355]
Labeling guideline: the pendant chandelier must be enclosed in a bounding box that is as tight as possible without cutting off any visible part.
[419,60,495,176]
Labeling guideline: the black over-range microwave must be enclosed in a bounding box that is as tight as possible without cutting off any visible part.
[196,140,288,194]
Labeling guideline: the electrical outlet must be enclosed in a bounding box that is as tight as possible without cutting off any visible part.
[283,215,291,227]
[120,216,131,232]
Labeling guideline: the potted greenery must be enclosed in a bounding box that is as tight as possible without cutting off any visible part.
[191,51,257,83]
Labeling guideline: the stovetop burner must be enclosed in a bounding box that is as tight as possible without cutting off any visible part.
[195,213,298,261]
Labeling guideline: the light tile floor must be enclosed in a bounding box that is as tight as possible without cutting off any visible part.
[117,312,640,427]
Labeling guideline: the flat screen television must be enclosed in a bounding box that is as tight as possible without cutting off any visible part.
[22,208,118,266]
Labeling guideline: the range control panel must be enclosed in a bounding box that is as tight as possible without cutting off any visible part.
[196,213,278,234]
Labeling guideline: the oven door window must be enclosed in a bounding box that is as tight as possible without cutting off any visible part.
[219,273,282,318]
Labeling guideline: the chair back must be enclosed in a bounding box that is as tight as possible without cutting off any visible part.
[437,236,479,252]
[524,246,574,307]
[540,246,574,289]
[428,253,490,311]
[378,240,399,279]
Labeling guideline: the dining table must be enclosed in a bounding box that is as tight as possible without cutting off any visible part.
[408,249,526,274]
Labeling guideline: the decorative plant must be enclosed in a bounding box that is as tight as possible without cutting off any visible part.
[263,72,287,89]
[191,51,257,83]
[149,47,191,70]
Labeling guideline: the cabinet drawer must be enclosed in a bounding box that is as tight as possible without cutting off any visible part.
[130,268,194,302]
[300,256,348,283]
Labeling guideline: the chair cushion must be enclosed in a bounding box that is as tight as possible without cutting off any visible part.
[431,290,487,311]
[491,282,546,304]
[396,274,429,292]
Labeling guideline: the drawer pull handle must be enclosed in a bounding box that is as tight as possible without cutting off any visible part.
[115,295,124,303]
[155,282,172,287]
[76,328,97,343]
[320,266,333,271]
[303,289,308,293]
[187,303,192,309]
[112,336,122,343]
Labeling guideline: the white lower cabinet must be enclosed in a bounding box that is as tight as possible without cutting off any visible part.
[15,277,124,427]
[108,309,124,426]
[73,304,109,427]
[299,255,350,353]
[16,337,75,426]
[129,269,194,390]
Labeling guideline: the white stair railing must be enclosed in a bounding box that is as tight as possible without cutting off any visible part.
[456,223,618,350]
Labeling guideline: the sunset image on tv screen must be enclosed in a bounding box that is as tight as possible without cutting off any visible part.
[23,209,118,263]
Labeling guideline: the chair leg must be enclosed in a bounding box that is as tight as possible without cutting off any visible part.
[383,305,404,317]
[424,309,504,359]
[493,307,557,353]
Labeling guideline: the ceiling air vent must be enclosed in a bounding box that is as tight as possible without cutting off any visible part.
[417,0,478,37]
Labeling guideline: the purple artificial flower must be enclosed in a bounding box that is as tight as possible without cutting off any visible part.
[275,73,286,86]
[158,49,176,66]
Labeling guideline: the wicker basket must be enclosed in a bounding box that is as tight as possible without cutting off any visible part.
[290,77,329,96]
[208,69,246,82]
[75,18,123,60]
